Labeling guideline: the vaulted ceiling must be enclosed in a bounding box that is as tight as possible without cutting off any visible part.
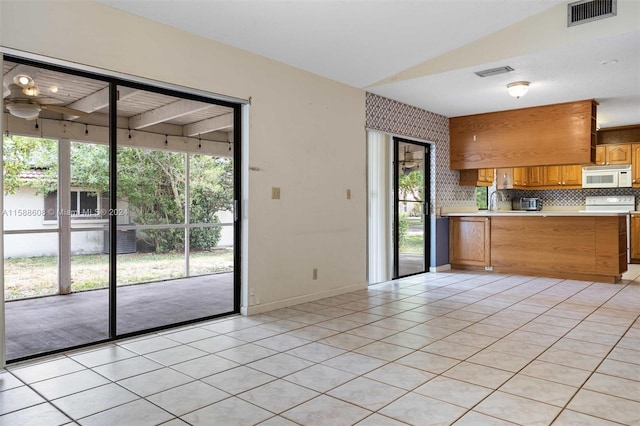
[96,0,640,128]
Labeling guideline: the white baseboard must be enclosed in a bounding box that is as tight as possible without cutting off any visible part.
[430,264,451,272]
[241,282,367,316]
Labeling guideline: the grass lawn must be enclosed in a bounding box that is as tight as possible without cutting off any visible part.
[400,235,424,254]
[4,249,233,300]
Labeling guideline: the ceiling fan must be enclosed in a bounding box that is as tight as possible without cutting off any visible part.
[3,74,88,120]
[400,146,421,174]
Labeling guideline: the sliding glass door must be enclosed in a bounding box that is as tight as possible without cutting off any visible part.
[114,86,237,334]
[2,56,240,361]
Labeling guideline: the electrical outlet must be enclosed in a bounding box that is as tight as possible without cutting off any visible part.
[272,187,281,199]
[313,268,318,280]
[346,189,351,200]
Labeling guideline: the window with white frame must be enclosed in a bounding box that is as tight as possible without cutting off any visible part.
[71,190,99,216]
[44,190,102,220]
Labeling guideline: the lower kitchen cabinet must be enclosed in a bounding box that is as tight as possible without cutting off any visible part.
[448,214,626,282]
[632,214,640,263]
[449,216,490,268]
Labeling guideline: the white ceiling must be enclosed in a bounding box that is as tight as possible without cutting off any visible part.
[99,0,640,128]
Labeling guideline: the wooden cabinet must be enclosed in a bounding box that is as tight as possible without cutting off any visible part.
[562,165,583,186]
[632,143,640,186]
[449,217,490,268]
[595,144,632,165]
[542,165,582,188]
[512,166,544,188]
[490,215,626,283]
[459,169,494,187]
[528,166,544,187]
[632,214,640,263]
[450,100,596,170]
[449,214,626,282]
[513,167,528,187]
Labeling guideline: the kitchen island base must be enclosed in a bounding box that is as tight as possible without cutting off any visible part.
[449,214,627,284]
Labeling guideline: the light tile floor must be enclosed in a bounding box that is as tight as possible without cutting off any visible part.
[1,270,639,425]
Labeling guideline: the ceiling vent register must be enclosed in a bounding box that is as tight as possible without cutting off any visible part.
[568,0,616,27]
[474,66,514,78]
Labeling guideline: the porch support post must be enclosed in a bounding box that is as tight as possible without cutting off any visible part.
[0,56,6,367]
[58,139,71,295]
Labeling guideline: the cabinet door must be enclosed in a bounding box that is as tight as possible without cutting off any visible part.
[459,169,492,187]
[528,166,544,187]
[562,165,582,186]
[632,215,640,262]
[595,145,606,165]
[513,167,527,186]
[479,168,494,183]
[543,166,562,186]
[632,143,640,186]
[606,144,631,165]
[449,217,490,267]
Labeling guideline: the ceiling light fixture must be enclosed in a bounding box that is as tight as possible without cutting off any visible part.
[507,81,530,99]
[6,102,41,120]
[13,74,34,88]
[22,86,40,97]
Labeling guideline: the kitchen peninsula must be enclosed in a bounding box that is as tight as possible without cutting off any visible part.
[446,211,628,283]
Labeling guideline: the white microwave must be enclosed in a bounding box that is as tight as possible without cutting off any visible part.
[582,165,633,188]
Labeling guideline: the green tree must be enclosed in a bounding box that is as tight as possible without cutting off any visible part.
[399,170,423,202]
[2,136,57,195]
[3,136,232,252]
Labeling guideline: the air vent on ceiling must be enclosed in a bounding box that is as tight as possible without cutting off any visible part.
[568,0,616,27]
[474,66,514,78]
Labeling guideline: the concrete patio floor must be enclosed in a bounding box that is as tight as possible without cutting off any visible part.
[5,272,235,361]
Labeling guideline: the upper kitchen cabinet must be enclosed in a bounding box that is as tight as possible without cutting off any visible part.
[513,167,529,187]
[449,100,596,170]
[595,144,632,165]
[543,165,582,188]
[459,168,494,187]
[633,144,640,187]
[527,166,544,187]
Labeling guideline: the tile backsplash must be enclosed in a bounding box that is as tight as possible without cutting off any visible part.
[365,93,476,210]
[509,187,638,209]
[365,92,637,211]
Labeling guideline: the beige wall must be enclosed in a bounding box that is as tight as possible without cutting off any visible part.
[0,0,367,314]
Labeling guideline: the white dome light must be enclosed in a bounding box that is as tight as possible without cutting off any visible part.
[507,81,530,99]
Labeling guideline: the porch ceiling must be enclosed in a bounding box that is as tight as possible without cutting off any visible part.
[2,60,234,139]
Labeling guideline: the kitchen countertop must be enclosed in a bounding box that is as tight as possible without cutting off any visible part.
[443,210,631,217]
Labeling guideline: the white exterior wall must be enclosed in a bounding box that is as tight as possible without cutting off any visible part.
[3,188,234,257]
[0,0,367,315]
[3,187,105,258]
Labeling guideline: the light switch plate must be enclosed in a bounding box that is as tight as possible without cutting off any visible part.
[272,187,281,199]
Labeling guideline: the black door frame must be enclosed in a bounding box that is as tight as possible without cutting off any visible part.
[392,137,431,279]
[3,54,242,362]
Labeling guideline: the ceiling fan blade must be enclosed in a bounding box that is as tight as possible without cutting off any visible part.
[41,105,89,117]
[33,97,64,105]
